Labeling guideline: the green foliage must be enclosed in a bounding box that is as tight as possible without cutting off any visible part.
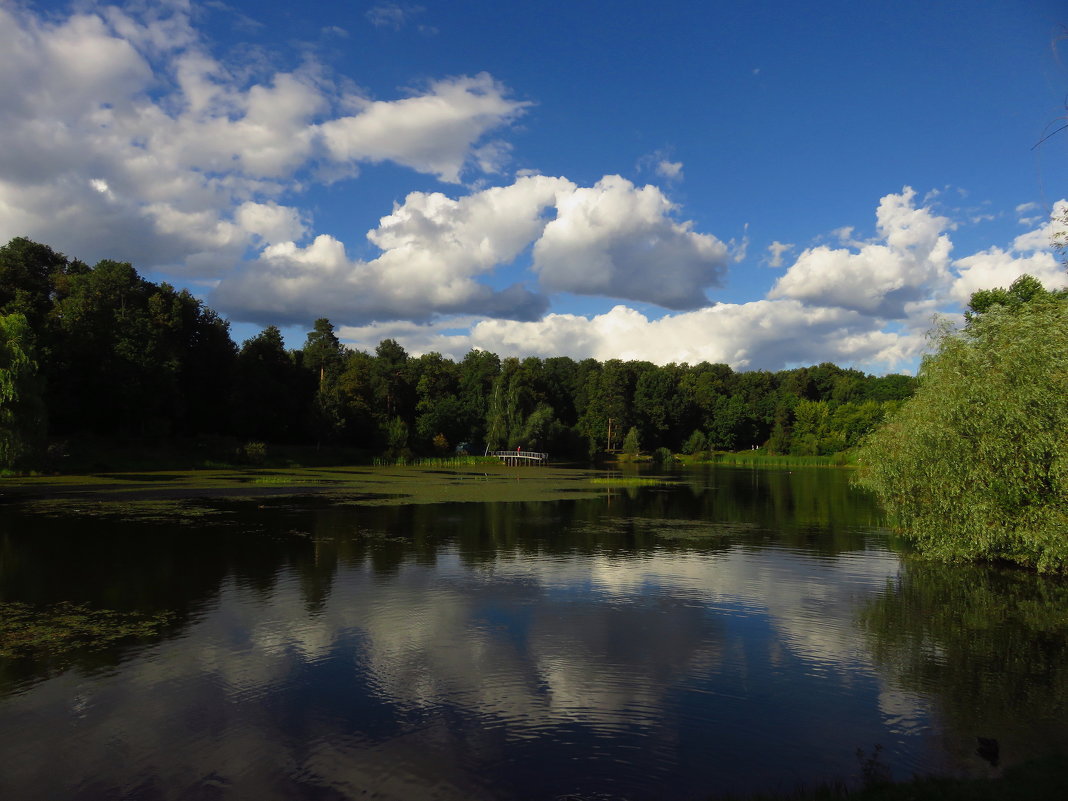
[621,425,640,457]
[0,235,925,467]
[682,429,707,455]
[857,290,1068,572]
[0,313,46,469]
[966,274,1068,320]
[700,451,853,467]
[232,326,307,441]
[385,415,409,455]
[242,441,267,465]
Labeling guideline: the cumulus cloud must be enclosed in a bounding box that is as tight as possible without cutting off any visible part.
[339,300,925,374]
[335,194,1067,373]
[533,176,729,309]
[0,3,527,271]
[214,173,733,326]
[949,199,1068,304]
[317,73,530,183]
[769,187,954,318]
[212,175,577,324]
[211,233,549,326]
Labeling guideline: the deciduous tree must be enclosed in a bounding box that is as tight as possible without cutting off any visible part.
[0,313,46,469]
[857,282,1068,572]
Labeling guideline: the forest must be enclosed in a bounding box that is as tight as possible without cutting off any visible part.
[0,237,915,469]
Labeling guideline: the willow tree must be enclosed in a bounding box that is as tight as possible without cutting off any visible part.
[0,313,46,470]
[856,281,1068,572]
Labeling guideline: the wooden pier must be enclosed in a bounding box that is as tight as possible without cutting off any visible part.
[490,450,548,466]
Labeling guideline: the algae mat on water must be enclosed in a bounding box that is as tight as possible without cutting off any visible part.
[1,465,638,508]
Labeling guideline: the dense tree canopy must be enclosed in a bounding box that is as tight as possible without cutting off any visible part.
[857,277,1068,572]
[0,237,916,467]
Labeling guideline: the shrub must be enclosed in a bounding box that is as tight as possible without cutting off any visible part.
[856,297,1068,572]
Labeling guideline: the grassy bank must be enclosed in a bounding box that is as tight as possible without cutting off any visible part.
[681,451,857,468]
[371,455,501,467]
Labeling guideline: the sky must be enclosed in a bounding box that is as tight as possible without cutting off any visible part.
[2,0,1067,374]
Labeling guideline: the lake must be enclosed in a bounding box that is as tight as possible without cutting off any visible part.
[1,464,1066,800]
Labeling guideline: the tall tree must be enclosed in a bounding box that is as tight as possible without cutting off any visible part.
[0,313,46,469]
[412,352,462,451]
[302,318,344,386]
[857,285,1068,572]
[0,238,67,333]
[457,349,500,447]
[372,339,412,425]
[232,326,306,442]
[302,319,346,445]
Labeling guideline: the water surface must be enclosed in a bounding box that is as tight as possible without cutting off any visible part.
[1,465,1066,800]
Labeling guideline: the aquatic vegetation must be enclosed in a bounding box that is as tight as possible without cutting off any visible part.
[20,497,229,524]
[589,476,668,486]
[372,455,500,467]
[0,602,174,659]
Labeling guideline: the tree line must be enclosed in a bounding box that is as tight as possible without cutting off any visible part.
[0,237,915,469]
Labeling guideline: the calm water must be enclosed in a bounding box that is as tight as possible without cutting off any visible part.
[2,466,1067,800]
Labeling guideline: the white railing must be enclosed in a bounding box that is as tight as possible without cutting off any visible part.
[490,450,548,463]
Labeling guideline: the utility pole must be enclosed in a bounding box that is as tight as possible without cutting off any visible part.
[606,417,613,452]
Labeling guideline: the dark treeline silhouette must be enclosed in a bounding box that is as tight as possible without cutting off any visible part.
[0,238,915,466]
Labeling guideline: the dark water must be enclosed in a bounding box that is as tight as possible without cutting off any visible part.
[2,466,1067,800]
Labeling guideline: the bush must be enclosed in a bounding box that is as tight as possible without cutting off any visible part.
[682,429,706,455]
[243,441,267,464]
[856,298,1068,572]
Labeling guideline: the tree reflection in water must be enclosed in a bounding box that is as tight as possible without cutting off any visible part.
[860,560,1068,770]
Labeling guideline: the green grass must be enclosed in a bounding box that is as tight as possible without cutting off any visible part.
[372,455,501,467]
[589,476,668,486]
[683,451,856,468]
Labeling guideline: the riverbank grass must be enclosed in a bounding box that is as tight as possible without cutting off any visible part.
[683,451,856,468]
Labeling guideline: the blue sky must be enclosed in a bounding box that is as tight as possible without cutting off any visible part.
[3,0,1066,373]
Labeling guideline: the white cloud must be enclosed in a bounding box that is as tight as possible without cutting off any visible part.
[317,74,530,183]
[0,3,528,273]
[337,190,1068,373]
[234,202,309,246]
[211,233,546,325]
[3,2,1064,375]
[1008,200,1068,253]
[339,300,925,374]
[366,3,423,30]
[766,241,794,268]
[656,159,684,180]
[215,173,733,326]
[212,175,577,324]
[1015,201,1042,226]
[730,223,750,263]
[329,189,1068,373]
[532,175,729,309]
[949,200,1068,304]
[769,187,954,318]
